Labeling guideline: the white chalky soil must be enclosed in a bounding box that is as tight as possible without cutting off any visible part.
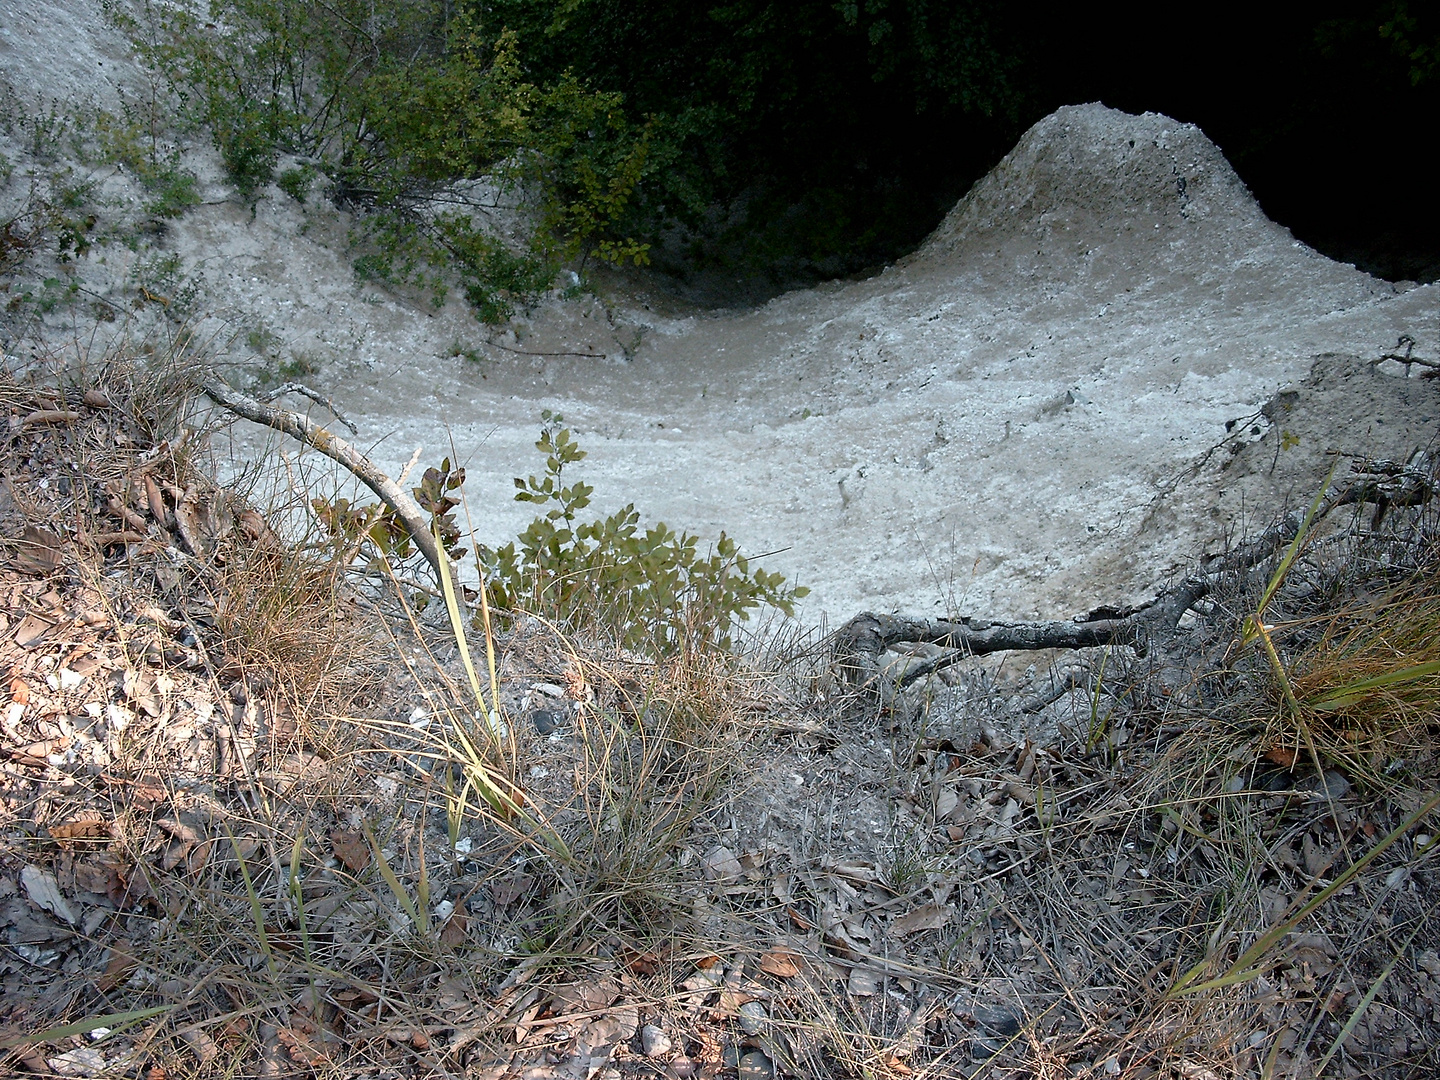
[5,4,1438,626]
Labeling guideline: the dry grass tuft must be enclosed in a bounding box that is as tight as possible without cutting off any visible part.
[4,341,1439,1079]
[1283,570,1440,786]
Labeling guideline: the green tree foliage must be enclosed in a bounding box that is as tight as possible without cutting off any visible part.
[111,0,651,320]
[479,412,807,655]
[473,0,1027,282]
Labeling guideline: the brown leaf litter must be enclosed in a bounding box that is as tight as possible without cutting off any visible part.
[0,349,1438,1079]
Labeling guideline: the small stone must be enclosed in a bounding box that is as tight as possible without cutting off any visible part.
[737,1049,773,1079]
[47,1047,107,1077]
[970,1036,1002,1061]
[738,1000,767,1034]
[1320,770,1350,799]
[667,1054,696,1078]
[1298,769,1349,799]
[530,708,563,735]
[973,1005,1021,1037]
[641,1024,672,1057]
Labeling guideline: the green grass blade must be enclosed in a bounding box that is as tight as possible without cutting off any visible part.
[1169,788,1440,997]
[363,820,419,928]
[1306,660,1440,711]
[0,1006,173,1048]
[1312,920,1420,1075]
[288,827,313,967]
[1255,466,1337,620]
[434,526,500,736]
[225,824,275,977]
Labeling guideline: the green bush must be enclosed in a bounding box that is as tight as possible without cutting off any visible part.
[313,414,805,653]
[478,412,806,654]
[111,0,651,321]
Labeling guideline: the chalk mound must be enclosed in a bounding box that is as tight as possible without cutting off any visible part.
[909,103,1378,301]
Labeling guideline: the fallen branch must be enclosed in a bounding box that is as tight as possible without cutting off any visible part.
[201,376,443,582]
[834,450,1437,694]
[261,382,358,433]
[482,339,608,360]
[1372,335,1440,377]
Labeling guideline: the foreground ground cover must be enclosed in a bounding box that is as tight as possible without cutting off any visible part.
[0,343,1436,1079]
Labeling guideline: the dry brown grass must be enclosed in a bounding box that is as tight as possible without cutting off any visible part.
[3,342,1438,1079]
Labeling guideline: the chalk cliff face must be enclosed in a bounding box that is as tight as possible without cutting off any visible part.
[916,103,1378,301]
[2,2,1437,625]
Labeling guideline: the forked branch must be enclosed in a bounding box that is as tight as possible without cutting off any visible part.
[201,376,444,581]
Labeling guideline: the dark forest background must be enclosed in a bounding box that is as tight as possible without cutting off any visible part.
[126,0,1439,312]
[475,0,1439,295]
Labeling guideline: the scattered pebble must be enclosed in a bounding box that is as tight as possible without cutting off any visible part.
[530,708,563,734]
[737,1049,773,1079]
[738,1000,767,1034]
[641,1024,671,1057]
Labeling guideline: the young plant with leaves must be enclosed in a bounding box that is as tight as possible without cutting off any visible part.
[479,411,806,654]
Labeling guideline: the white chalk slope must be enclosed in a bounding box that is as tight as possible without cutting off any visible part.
[2,3,1435,623]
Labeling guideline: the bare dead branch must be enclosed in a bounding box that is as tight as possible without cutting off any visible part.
[201,376,443,583]
[834,450,1438,695]
[261,382,358,433]
[1372,334,1440,376]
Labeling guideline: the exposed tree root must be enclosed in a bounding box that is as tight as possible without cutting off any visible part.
[833,450,1436,694]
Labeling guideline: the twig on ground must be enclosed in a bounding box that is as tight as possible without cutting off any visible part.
[1372,334,1440,376]
[834,450,1438,694]
[482,339,607,359]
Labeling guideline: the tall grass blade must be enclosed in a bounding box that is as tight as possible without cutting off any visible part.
[1311,915,1426,1075]
[0,1006,173,1048]
[225,824,275,977]
[433,526,499,736]
[1169,789,1440,997]
[363,820,419,928]
[1306,660,1440,711]
[1254,467,1336,623]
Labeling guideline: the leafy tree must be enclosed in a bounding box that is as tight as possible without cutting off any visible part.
[470,0,1028,284]
[111,0,651,319]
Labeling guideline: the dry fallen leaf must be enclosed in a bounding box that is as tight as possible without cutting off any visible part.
[49,818,113,847]
[847,967,880,996]
[1265,745,1299,768]
[13,613,57,649]
[12,524,66,573]
[890,903,953,938]
[276,1025,330,1067]
[759,946,802,978]
[21,864,78,925]
[439,913,469,947]
[97,939,138,991]
[489,872,534,906]
[330,829,370,873]
[9,676,30,704]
